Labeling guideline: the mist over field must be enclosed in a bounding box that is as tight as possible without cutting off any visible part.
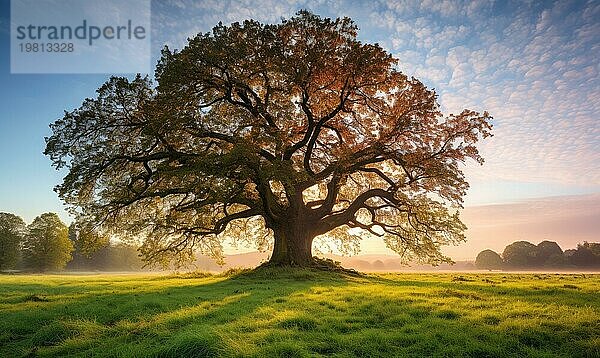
[448,194,600,260]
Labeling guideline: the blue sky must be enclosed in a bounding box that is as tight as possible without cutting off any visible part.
[0,0,599,230]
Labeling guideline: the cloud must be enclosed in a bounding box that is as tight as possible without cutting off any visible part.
[151,0,600,189]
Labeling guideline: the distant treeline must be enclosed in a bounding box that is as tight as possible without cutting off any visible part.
[0,212,143,272]
[476,241,600,270]
[67,242,144,272]
[5,211,599,273]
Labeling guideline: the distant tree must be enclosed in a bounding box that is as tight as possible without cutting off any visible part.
[67,221,144,271]
[104,244,144,271]
[22,213,73,272]
[0,213,27,270]
[570,243,600,267]
[69,222,110,258]
[544,253,569,268]
[579,242,600,257]
[563,249,576,257]
[384,259,402,270]
[462,261,475,270]
[352,260,372,271]
[67,222,112,270]
[536,240,563,266]
[45,11,492,268]
[372,259,385,270]
[502,241,538,268]
[475,249,503,270]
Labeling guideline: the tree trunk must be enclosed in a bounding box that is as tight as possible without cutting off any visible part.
[269,220,315,266]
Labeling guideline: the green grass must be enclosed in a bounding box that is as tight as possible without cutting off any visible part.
[1,269,599,357]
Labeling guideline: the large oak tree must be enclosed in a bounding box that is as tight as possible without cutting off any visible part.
[45,12,491,267]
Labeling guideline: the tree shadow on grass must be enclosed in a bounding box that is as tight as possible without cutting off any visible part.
[0,268,347,357]
[0,270,598,357]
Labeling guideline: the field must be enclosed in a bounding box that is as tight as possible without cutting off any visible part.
[0,269,599,357]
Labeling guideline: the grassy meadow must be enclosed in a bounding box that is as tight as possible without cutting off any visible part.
[0,269,599,357]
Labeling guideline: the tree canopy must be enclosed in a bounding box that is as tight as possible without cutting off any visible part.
[502,241,538,268]
[475,249,503,270]
[45,11,492,267]
[22,213,73,272]
[69,222,110,258]
[570,243,600,267]
[0,212,26,270]
[536,240,563,265]
[477,240,600,269]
